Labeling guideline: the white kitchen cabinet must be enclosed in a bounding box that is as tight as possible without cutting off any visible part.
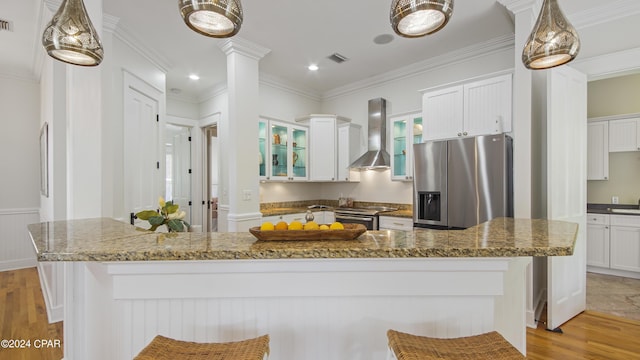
[296,114,351,182]
[260,118,308,181]
[337,123,362,182]
[390,112,422,181]
[586,214,610,268]
[379,216,413,231]
[587,120,609,180]
[608,117,640,152]
[422,73,512,141]
[610,215,640,273]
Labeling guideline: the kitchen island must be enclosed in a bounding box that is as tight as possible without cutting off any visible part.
[28,217,577,360]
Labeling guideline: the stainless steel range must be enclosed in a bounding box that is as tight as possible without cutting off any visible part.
[334,206,397,230]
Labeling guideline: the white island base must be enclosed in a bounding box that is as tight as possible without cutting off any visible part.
[64,257,531,360]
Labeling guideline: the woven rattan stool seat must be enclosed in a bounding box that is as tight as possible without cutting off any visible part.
[387,330,524,360]
[134,334,270,360]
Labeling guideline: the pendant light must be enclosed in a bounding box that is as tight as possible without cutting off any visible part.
[522,0,580,70]
[390,0,454,38]
[42,0,103,66]
[179,0,243,38]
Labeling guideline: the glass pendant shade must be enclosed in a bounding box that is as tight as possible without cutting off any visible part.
[522,0,580,70]
[390,0,454,38]
[42,0,103,66]
[179,0,243,38]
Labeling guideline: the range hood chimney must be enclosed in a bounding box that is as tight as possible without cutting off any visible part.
[349,98,390,170]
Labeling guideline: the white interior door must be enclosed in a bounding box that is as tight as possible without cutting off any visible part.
[546,66,587,330]
[124,82,160,226]
[166,124,192,223]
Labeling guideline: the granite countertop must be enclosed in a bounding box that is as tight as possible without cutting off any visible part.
[260,201,413,218]
[28,217,578,262]
[587,203,640,215]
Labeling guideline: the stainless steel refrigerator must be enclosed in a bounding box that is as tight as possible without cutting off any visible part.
[413,134,513,229]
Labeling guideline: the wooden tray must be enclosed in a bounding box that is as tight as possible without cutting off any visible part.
[249,223,366,241]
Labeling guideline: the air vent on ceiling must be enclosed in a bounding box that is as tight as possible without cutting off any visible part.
[0,19,12,32]
[327,52,349,64]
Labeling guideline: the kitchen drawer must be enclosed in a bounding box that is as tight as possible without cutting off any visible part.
[379,216,413,231]
[610,214,640,227]
[587,213,609,225]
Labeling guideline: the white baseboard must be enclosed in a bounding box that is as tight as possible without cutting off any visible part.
[0,258,37,272]
[587,266,640,280]
[37,264,64,323]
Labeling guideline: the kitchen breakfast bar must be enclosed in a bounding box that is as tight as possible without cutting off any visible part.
[28,217,577,360]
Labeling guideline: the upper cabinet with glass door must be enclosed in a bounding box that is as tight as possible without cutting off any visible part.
[390,112,423,181]
[259,119,268,179]
[260,118,308,181]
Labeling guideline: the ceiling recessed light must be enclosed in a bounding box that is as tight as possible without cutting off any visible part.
[308,64,319,71]
[189,74,200,80]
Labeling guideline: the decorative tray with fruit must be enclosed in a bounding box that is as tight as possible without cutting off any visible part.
[249,221,366,241]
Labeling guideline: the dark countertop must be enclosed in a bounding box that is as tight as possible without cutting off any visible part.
[28,217,578,262]
[587,203,640,215]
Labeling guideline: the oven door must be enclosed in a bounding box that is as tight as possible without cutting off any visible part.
[334,213,377,230]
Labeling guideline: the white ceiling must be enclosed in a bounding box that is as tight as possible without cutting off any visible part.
[1,0,639,101]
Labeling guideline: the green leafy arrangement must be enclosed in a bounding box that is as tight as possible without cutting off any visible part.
[135,197,190,232]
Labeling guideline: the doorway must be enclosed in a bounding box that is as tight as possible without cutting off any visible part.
[204,125,219,232]
[165,123,192,224]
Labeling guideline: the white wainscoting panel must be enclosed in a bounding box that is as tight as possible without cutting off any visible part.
[0,208,38,271]
[63,259,528,360]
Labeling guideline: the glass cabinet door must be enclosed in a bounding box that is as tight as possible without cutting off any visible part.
[258,120,267,178]
[392,119,408,178]
[291,127,307,179]
[270,123,289,180]
[391,112,423,181]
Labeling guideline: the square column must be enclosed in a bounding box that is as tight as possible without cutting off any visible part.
[218,38,270,231]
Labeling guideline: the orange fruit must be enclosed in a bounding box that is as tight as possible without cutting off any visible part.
[288,221,303,230]
[304,221,319,230]
[275,221,288,230]
[329,222,344,230]
[260,222,275,231]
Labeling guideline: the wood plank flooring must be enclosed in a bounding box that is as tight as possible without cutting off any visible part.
[0,267,63,360]
[1,267,639,359]
[527,310,640,359]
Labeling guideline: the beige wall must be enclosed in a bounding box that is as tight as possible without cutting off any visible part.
[587,74,640,204]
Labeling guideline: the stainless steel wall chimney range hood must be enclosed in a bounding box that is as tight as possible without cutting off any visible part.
[349,98,391,170]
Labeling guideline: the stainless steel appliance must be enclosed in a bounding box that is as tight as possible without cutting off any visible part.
[349,98,391,169]
[413,134,513,229]
[334,206,397,230]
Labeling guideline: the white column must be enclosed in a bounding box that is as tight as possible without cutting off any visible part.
[218,39,270,231]
[498,0,540,330]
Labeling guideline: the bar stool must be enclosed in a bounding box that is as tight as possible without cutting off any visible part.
[386,329,524,359]
[134,334,270,360]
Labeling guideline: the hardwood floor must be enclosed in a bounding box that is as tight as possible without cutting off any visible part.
[0,267,63,360]
[1,267,639,359]
[526,311,640,359]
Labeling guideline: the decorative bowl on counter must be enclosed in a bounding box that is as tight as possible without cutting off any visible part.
[249,223,366,241]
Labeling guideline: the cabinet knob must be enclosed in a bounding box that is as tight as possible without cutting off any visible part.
[463,132,468,136]
[458,133,462,136]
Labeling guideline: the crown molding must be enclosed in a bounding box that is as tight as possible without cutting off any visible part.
[259,74,322,102]
[110,19,173,73]
[218,37,271,60]
[572,47,640,81]
[322,34,515,101]
[570,0,640,30]
[198,83,229,103]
